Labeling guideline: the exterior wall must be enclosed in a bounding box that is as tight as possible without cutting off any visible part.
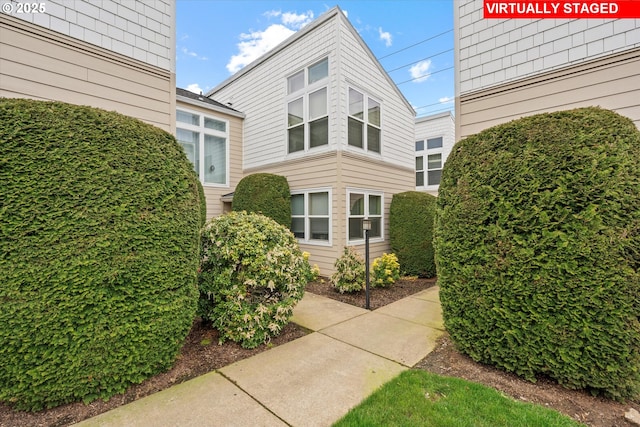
[414,112,456,195]
[0,1,175,132]
[176,98,244,219]
[455,0,640,138]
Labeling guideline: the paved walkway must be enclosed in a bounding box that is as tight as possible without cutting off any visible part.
[74,287,444,427]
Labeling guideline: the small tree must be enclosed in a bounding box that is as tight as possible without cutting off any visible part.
[390,191,437,277]
[232,173,291,227]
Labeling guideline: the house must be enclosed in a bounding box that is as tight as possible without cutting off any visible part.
[0,0,176,132]
[175,87,245,217]
[454,0,640,139]
[414,111,455,196]
[201,6,417,274]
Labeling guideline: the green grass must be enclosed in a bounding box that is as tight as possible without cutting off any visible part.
[334,370,583,427]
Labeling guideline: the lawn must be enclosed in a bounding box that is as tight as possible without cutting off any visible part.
[334,370,583,427]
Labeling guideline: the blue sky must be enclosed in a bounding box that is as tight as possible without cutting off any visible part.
[176,0,454,117]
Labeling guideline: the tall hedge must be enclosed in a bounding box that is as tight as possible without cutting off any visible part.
[0,99,201,410]
[434,107,640,400]
[232,173,291,227]
[389,191,437,277]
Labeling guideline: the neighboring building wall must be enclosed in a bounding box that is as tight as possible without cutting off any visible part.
[455,0,640,138]
[414,112,455,196]
[176,90,245,220]
[0,0,175,132]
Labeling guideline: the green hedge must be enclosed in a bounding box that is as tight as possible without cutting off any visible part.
[232,173,291,227]
[198,211,308,348]
[434,107,640,400]
[389,191,437,277]
[0,99,201,410]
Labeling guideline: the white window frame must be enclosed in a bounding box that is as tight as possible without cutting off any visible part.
[285,57,330,155]
[346,188,384,245]
[347,86,382,154]
[415,136,444,189]
[176,107,230,187]
[290,188,332,246]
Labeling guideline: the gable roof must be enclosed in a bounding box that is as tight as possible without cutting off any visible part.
[176,87,245,117]
[205,6,415,116]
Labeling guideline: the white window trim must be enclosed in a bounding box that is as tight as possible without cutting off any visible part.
[176,107,230,188]
[346,188,384,245]
[290,187,332,247]
[415,135,444,189]
[285,58,330,156]
[347,86,383,155]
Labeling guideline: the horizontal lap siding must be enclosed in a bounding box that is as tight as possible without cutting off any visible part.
[0,16,173,131]
[459,49,640,138]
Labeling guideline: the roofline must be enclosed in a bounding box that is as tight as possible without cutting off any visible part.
[415,110,455,123]
[176,94,246,118]
[206,5,416,116]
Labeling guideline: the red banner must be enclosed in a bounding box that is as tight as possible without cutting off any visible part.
[483,0,640,18]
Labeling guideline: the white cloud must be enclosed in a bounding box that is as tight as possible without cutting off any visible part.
[378,27,392,47]
[181,46,207,61]
[226,10,314,73]
[186,83,203,94]
[409,60,432,83]
[439,96,453,103]
[227,24,295,73]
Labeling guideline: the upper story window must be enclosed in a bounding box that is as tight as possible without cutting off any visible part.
[348,190,383,243]
[291,189,331,245]
[415,136,443,187]
[176,108,229,186]
[348,88,381,153]
[287,58,329,154]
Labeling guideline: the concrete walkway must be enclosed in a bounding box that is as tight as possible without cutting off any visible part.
[74,287,444,427]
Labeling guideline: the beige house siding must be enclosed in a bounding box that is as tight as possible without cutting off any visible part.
[1,13,175,132]
[457,47,640,138]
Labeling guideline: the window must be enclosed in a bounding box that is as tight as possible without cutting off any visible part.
[348,190,383,242]
[415,136,444,187]
[291,190,331,244]
[286,58,329,153]
[177,108,228,186]
[348,88,381,153]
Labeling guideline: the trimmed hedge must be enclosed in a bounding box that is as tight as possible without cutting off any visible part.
[389,191,437,277]
[0,99,201,410]
[232,173,291,227]
[198,211,308,348]
[434,107,640,400]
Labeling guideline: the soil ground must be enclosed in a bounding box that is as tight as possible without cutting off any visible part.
[1,277,637,427]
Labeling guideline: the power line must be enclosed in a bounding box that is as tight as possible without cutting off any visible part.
[378,29,453,60]
[394,65,454,85]
[385,48,453,73]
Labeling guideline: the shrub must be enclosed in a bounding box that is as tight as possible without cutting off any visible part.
[197,179,207,227]
[371,253,401,288]
[0,99,201,410]
[434,107,640,400]
[303,251,321,283]
[390,191,437,277]
[331,247,366,293]
[232,173,291,227]
[198,211,308,348]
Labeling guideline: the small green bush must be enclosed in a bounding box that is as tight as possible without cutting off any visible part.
[371,253,401,288]
[0,99,201,410]
[198,211,308,348]
[197,179,207,227]
[232,173,291,227]
[434,107,640,400]
[331,247,365,293]
[389,191,437,277]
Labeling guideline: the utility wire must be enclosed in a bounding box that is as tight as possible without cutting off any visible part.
[385,48,453,73]
[394,65,454,85]
[378,29,453,60]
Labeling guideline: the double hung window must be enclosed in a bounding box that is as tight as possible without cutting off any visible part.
[291,190,331,244]
[287,58,329,153]
[415,136,443,187]
[348,191,382,242]
[348,88,381,153]
[177,109,229,186]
